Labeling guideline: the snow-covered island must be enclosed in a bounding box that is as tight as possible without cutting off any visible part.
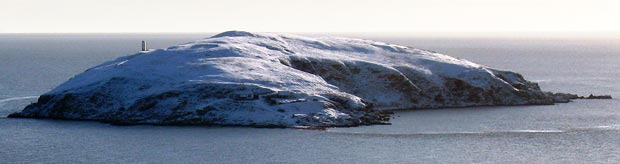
[9,31,578,128]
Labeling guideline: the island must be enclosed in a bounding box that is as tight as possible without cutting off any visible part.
[9,31,586,128]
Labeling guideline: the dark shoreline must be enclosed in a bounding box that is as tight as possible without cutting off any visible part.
[7,93,612,130]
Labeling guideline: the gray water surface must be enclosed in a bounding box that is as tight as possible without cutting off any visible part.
[1,34,619,163]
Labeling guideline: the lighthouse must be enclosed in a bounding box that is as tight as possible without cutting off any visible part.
[141,40,147,51]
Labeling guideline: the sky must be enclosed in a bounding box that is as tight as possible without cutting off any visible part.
[1,0,619,34]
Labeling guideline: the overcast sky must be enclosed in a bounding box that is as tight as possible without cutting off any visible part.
[1,0,619,33]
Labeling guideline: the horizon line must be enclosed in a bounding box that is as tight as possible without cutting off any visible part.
[2,31,620,39]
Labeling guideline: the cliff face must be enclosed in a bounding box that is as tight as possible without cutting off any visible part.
[9,31,557,127]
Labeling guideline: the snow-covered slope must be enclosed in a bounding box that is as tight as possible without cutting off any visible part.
[10,31,559,127]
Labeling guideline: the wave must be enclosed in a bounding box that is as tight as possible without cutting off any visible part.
[326,129,565,137]
[0,96,39,103]
[531,79,552,83]
[327,125,620,136]
[567,125,620,131]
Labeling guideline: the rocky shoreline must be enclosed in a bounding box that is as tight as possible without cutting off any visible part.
[10,92,611,129]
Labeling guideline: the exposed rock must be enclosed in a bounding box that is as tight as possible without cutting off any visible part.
[584,94,612,99]
[545,92,580,103]
[544,92,613,103]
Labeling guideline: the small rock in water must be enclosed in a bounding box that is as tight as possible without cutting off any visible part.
[545,92,612,103]
[584,94,612,99]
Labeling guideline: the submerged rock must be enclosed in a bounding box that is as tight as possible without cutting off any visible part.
[9,31,572,127]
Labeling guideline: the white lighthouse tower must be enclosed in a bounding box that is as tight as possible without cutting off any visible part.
[141,40,147,51]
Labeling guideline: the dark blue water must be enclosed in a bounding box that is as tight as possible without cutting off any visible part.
[1,34,620,163]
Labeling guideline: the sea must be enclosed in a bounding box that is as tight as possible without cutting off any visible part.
[1,33,619,163]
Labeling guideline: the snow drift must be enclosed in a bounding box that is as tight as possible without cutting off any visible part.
[10,31,562,127]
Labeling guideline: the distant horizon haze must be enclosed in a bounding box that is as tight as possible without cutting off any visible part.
[2,31,620,39]
[1,0,619,34]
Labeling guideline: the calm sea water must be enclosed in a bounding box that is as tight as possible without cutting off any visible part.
[1,34,620,163]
